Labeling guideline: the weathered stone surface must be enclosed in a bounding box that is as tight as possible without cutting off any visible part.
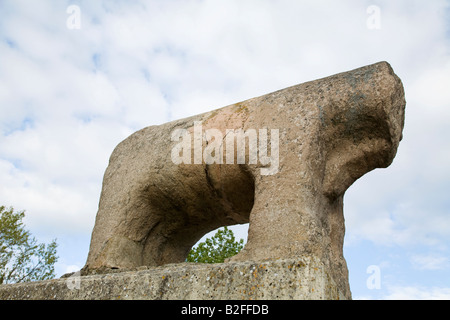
[81,61,406,300]
[0,61,405,301]
[0,257,345,300]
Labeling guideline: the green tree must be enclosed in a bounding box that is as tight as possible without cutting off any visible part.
[0,206,58,284]
[186,227,244,263]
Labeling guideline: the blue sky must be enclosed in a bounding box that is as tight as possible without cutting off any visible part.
[1,0,450,299]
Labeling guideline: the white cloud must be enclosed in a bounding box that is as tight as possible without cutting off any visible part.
[410,254,450,271]
[345,184,450,248]
[63,265,82,274]
[409,61,450,116]
[384,286,450,300]
[0,157,98,235]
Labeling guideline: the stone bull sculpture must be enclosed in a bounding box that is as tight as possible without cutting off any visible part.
[83,61,405,299]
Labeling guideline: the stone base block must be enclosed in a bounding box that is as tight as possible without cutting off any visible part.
[0,257,348,300]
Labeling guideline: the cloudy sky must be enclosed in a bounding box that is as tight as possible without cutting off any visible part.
[1,0,449,299]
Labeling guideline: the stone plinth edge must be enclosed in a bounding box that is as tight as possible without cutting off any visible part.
[0,257,348,300]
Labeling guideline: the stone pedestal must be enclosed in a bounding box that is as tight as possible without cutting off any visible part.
[0,257,346,300]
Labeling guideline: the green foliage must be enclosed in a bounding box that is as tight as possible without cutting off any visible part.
[186,227,244,263]
[0,206,58,284]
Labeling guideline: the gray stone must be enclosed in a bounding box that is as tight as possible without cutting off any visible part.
[0,257,345,300]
